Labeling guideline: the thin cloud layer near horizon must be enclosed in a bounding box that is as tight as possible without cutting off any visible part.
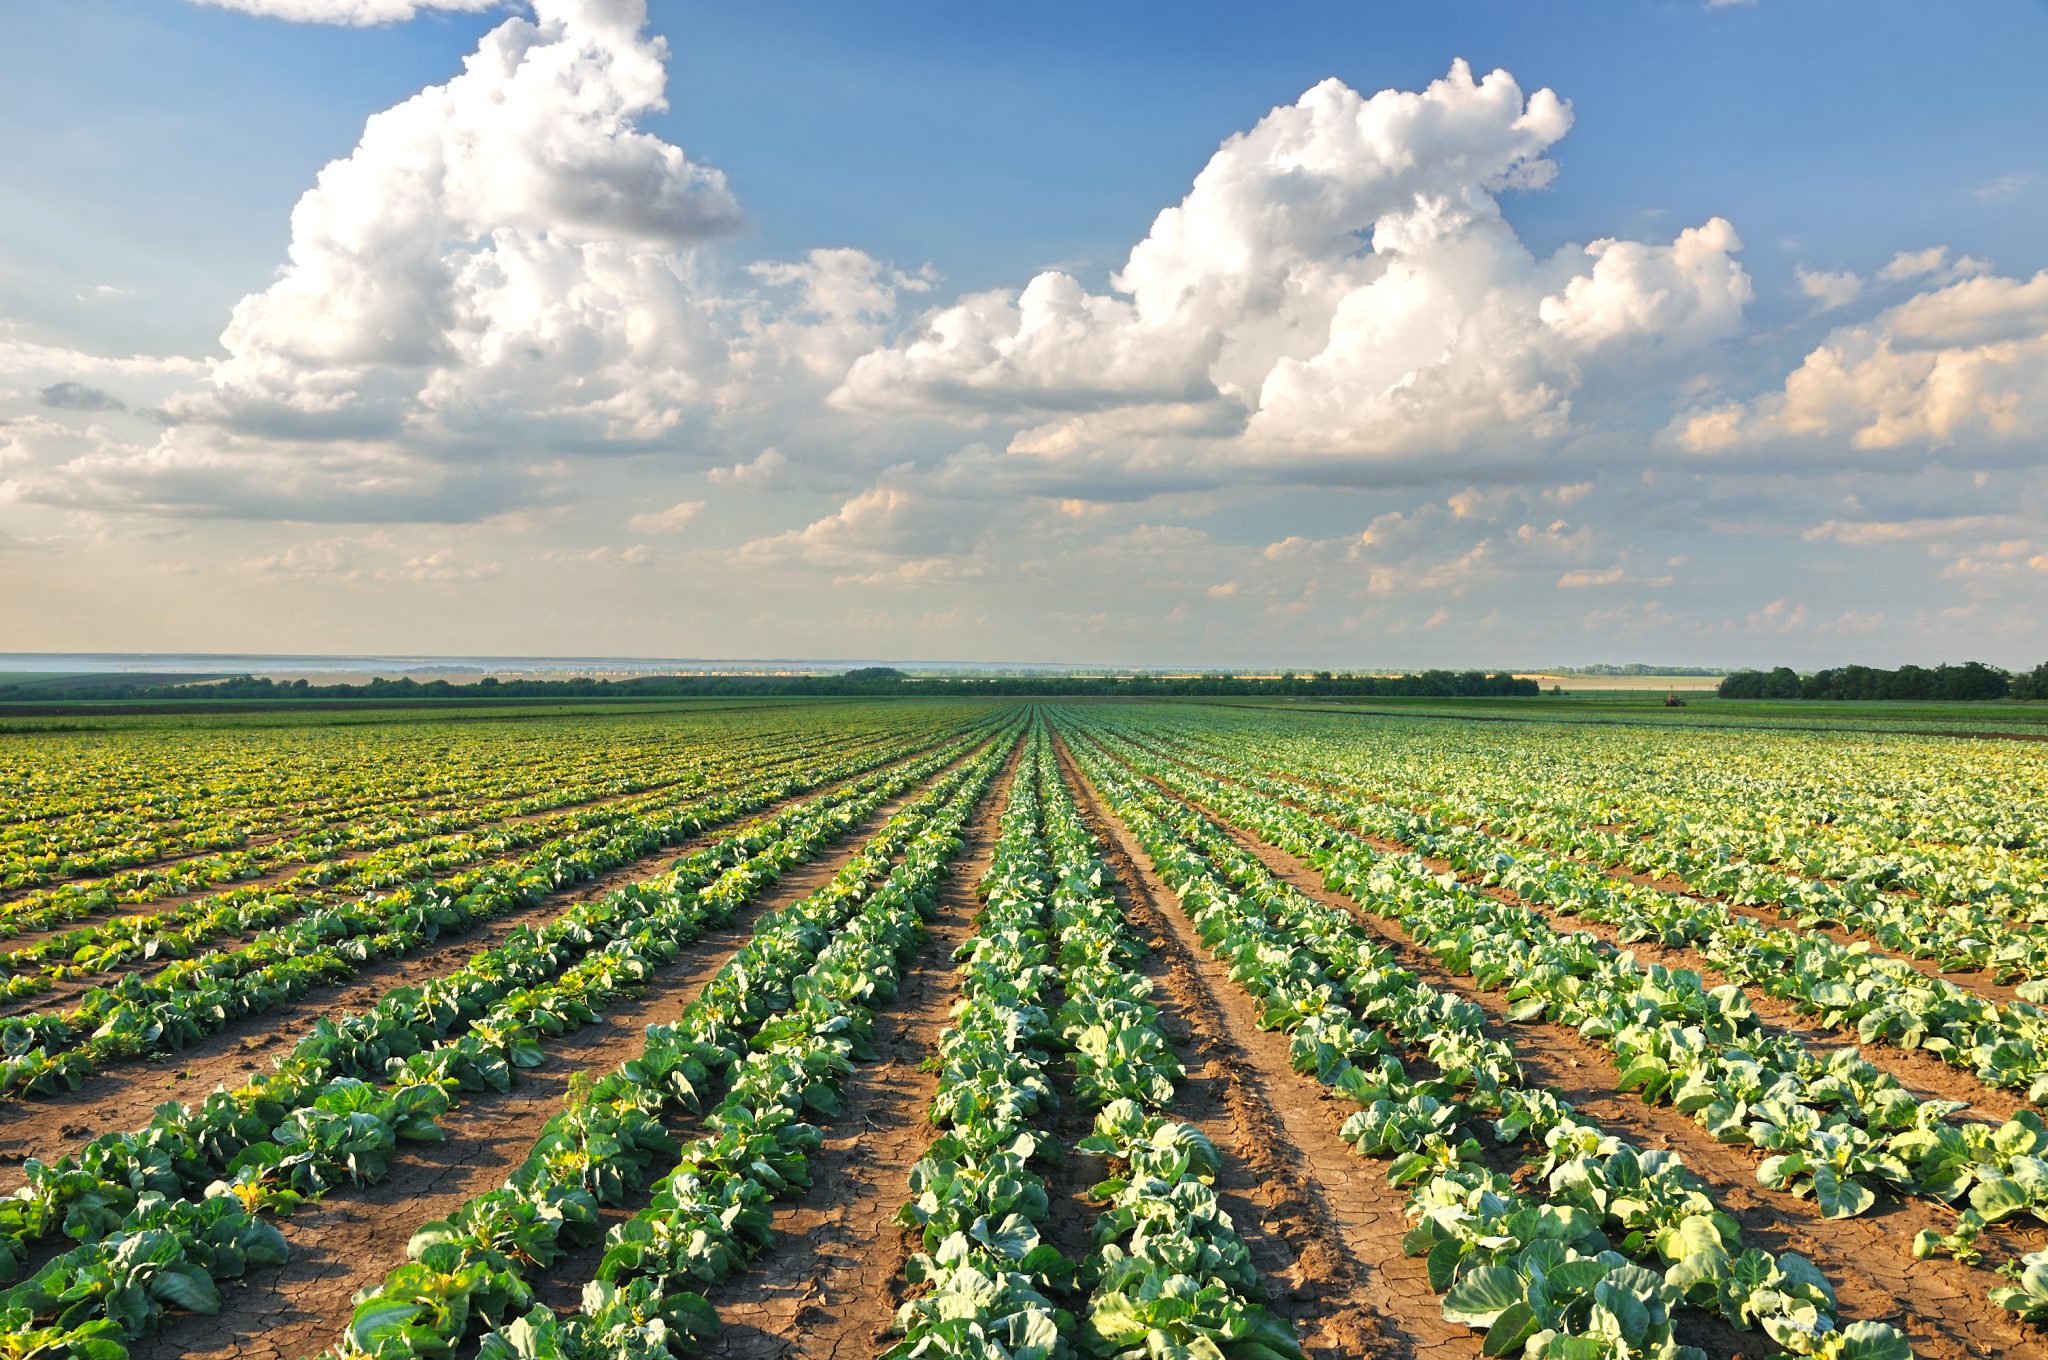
[2,0,2044,667]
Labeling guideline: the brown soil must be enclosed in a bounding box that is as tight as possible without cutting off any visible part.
[1054,733,1456,1360]
[704,743,1022,1360]
[1116,745,2037,1360]
[122,746,1006,1360]
[0,738,986,1182]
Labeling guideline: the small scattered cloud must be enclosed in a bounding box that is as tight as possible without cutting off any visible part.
[706,447,790,489]
[1675,265,2048,457]
[542,543,653,566]
[1557,565,1674,588]
[1794,265,1863,312]
[1975,172,2039,203]
[186,0,501,24]
[1744,598,1808,635]
[38,381,126,413]
[625,499,704,534]
[1877,246,1990,284]
[243,537,503,583]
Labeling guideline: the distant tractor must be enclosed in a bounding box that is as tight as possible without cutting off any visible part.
[1664,693,1687,707]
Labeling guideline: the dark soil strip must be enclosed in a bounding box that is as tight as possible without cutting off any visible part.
[702,748,1023,1360]
[0,740,984,1179]
[1128,750,2037,1360]
[124,755,991,1360]
[1054,736,1451,1360]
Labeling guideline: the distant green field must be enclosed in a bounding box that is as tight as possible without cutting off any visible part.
[1195,691,2048,736]
[0,694,848,734]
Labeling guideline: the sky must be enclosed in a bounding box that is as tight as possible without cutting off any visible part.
[2,0,2045,669]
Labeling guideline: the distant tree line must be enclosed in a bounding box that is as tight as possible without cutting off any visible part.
[1718,661,2048,701]
[932,669,1540,698]
[0,666,1539,705]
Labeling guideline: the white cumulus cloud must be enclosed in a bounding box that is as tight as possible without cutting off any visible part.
[625,499,703,534]
[1678,268,2048,455]
[179,0,742,443]
[834,61,1750,472]
[1795,265,1864,311]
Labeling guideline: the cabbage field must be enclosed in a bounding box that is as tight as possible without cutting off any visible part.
[0,698,2043,1360]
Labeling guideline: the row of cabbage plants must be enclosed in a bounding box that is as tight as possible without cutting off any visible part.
[1060,720,1912,1360]
[884,729,1074,1358]
[1182,717,2048,981]
[0,719,997,1097]
[880,729,1298,1360]
[0,730,1010,1356]
[1086,720,2048,1329]
[0,707,928,897]
[1134,727,2048,1233]
[335,729,1016,1360]
[1126,722,2048,1106]
[0,721,917,988]
[1038,740,1300,1360]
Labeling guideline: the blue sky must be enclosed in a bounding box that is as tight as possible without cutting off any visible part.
[2,0,2045,667]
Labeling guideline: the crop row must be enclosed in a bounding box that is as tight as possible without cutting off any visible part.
[0,707,915,893]
[1061,716,1914,1360]
[0,717,996,1097]
[1124,723,2048,1110]
[0,722,1015,1356]
[0,713,933,933]
[880,728,1298,1360]
[335,724,1016,1358]
[1187,717,2048,979]
[1111,724,2048,1237]
[1080,717,2048,1329]
[0,719,913,991]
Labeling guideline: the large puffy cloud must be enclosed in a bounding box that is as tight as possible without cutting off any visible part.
[19,0,931,521]
[1678,268,2048,455]
[180,0,741,440]
[836,61,1750,469]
